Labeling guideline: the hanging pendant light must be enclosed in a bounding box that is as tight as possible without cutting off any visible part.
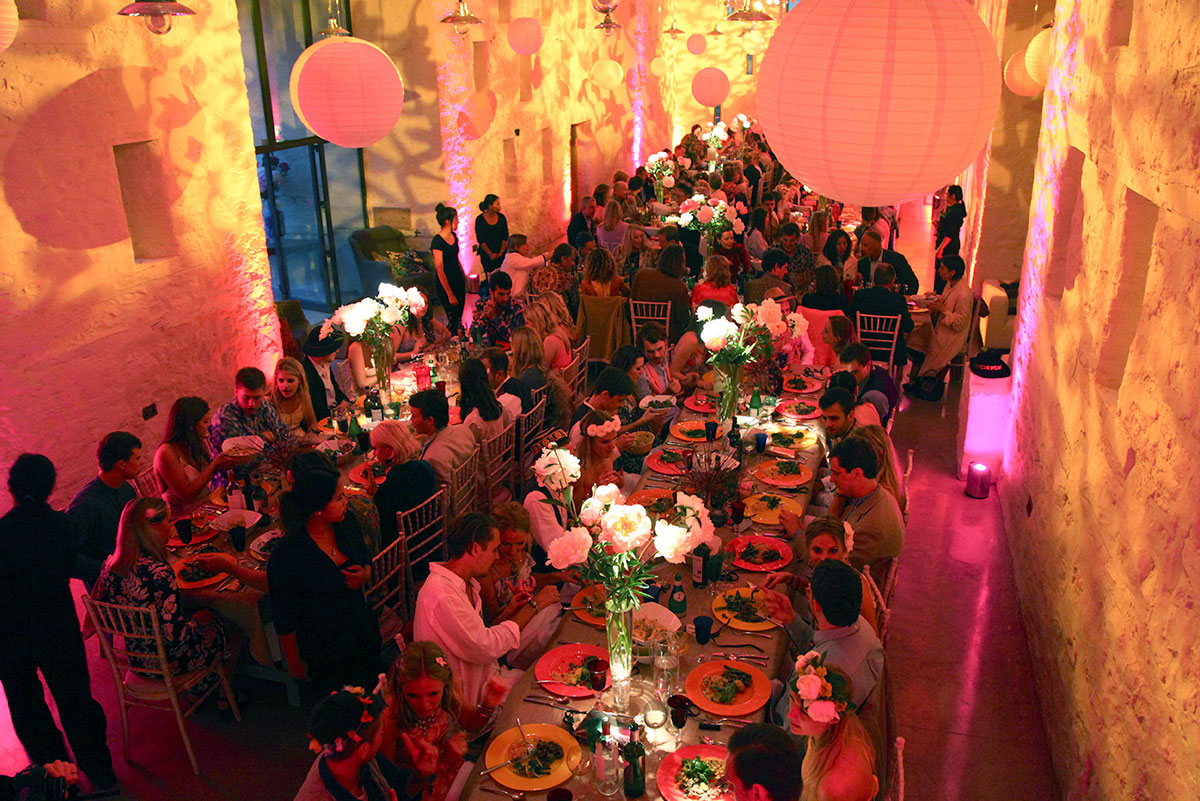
[441,0,482,36]
[593,0,621,34]
[663,19,684,36]
[726,0,771,23]
[117,1,195,35]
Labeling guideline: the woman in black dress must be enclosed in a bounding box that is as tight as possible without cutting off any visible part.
[474,194,508,298]
[935,184,966,292]
[432,203,466,335]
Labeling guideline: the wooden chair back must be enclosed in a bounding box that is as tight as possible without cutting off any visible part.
[629,299,672,343]
[368,525,414,637]
[481,421,519,510]
[132,468,159,499]
[855,312,902,367]
[448,449,481,520]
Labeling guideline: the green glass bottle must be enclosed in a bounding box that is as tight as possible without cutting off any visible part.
[667,573,687,615]
[749,387,763,418]
[621,723,646,798]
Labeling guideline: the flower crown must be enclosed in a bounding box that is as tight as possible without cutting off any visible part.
[586,416,621,438]
[306,678,386,758]
[842,522,855,553]
[788,651,856,725]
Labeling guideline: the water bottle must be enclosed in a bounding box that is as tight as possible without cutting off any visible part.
[667,573,687,615]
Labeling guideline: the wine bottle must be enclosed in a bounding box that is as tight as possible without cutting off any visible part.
[621,723,646,798]
[691,544,710,589]
[241,476,255,513]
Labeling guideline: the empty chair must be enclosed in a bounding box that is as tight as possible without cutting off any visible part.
[82,596,241,775]
[856,312,902,368]
[629,299,672,343]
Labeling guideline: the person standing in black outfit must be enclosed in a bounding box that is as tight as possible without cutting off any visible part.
[934,184,966,293]
[474,194,509,300]
[431,202,467,336]
[67,431,141,587]
[0,455,118,795]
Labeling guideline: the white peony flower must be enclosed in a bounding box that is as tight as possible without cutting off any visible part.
[380,304,403,325]
[579,498,605,528]
[591,483,625,506]
[547,527,594,569]
[696,305,714,322]
[731,303,750,324]
[701,318,737,352]
[599,504,653,553]
[652,520,693,563]
[679,212,694,226]
[533,448,581,492]
[377,282,406,300]
[786,311,809,337]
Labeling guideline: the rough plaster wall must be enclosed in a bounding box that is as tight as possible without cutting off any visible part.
[0,0,280,510]
[357,0,676,259]
[1000,0,1200,797]
[664,4,765,135]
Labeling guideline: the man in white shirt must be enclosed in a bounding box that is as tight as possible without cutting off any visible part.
[413,513,560,707]
[409,389,478,488]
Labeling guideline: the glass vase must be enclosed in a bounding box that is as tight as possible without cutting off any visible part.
[714,363,742,422]
[605,597,638,713]
[371,338,394,403]
[654,180,664,204]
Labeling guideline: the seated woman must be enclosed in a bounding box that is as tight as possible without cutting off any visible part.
[525,294,575,371]
[746,207,771,261]
[615,224,655,278]
[580,247,628,297]
[458,357,517,442]
[691,255,739,309]
[369,421,436,548]
[395,299,452,357]
[346,338,385,394]
[92,498,238,695]
[479,502,572,620]
[817,229,854,281]
[802,265,850,313]
[269,463,381,693]
[386,644,507,801]
[813,314,854,370]
[595,200,629,252]
[296,684,429,801]
[804,211,832,256]
[571,410,633,500]
[905,256,973,397]
[610,345,671,475]
[153,397,243,515]
[670,300,727,391]
[510,326,547,396]
[712,228,750,283]
[272,357,318,435]
[287,450,382,556]
[788,670,879,801]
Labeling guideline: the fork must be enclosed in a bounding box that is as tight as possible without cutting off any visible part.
[481,786,526,801]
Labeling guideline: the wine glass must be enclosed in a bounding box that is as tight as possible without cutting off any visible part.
[172,518,193,545]
[229,525,247,553]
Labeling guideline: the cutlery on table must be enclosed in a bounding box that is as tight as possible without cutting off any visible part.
[515,717,532,750]
[481,785,526,800]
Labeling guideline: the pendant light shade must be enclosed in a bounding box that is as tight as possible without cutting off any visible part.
[117,1,195,35]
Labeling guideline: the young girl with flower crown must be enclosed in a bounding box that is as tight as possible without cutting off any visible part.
[386,642,506,801]
[571,410,635,501]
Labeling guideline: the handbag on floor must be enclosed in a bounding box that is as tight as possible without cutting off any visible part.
[911,366,950,401]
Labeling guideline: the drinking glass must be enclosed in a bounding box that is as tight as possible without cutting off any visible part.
[729,500,746,525]
[667,695,690,749]
[651,632,681,699]
[589,659,610,692]
[229,525,247,553]
[172,518,193,545]
[754,433,768,454]
[693,615,714,645]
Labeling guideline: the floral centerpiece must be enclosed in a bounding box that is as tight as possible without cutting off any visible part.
[645,151,677,203]
[698,299,808,420]
[533,447,717,709]
[664,192,745,252]
[320,283,427,400]
[701,121,729,171]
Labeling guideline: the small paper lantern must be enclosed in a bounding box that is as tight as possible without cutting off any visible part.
[508,17,543,55]
[593,59,624,90]
[649,56,667,77]
[1024,27,1053,87]
[290,36,404,148]
[0,0,17,53]
[757,0,1000,206]
[458,91,496,140]
[1004,49,1041,96]
[687,33,707,55]
[691,67,730,107]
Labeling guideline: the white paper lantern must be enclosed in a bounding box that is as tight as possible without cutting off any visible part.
[687,33,707,55]
[290,36,405,148]
[508,16,543,55]
[1004,49,1041,96]
[649,56,667,77]
[593,59,624,90]
[0,0,17,53]
[1024,27,1053,87]
[757,0,1001,206]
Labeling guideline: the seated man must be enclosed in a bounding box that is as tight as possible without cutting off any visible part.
[469,271,525,346]
[301,327,348,422]
[413,513,559,707]
[856,229,918,295]
[726,724,804,801]
[636,322,683,398]
[778,222,816,295]
[837,342,899,423]
[208,367,293,480]
[830,437,904,574]
[743,248,794,305]
[480,347,531,415]
[818,387,859,450]
[408,389,476,489]
[848,262,913,367]
[294,686,428,801]
[767,559,884,723]
[68,432,140,586]
[567,366,636,446]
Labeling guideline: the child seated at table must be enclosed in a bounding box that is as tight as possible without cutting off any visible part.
[385,642,506,801]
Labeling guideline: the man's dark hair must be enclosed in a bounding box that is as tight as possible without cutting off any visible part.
[481,347,509,375]
[810,558,863,627]
[947,184,963,202]
[409,389,450,430]
[862,229,883,245]
[827,371,859,396]
[638,322,667,349]
[9,453,56,506]
[657,225,681,243]
[628,175,645,192]
[446,512,497,560]
[872,263,896,287]
[761,248,789,274]
[830,436,879,480]
[779,222,801,238]
[235,366,267,390]
[97,431,142,472]
[818,387,855,417]
[839,342,872,368]
[593,366,635,398]
[550,243,577,265]
[489,270,513,291]
[657,244,687,279]
[572,231,595,250]
[942,254,967,280]
[728,724,804,801]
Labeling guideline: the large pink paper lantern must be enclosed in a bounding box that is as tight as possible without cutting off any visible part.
[687,34,707,55]
[692,67,730,108]
[289,36,405,149]
[0,0,17,53]
[508,17,544,55]
[757,0,1001,206]
[1024,27,1052,87]
[1004,49,1041,97]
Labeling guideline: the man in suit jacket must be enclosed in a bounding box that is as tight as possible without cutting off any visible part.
[567,196,597,248]
[481,347,532,415]
[409,389,478,489]
[301,328,348,422]
[856,230,919,296]
[849,263,914,366]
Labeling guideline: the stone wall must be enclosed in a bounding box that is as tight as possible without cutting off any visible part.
[999,0,1200,797]
[0,0,279,510]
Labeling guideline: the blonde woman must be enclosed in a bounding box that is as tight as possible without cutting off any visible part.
[569,410,625,505]
[272,357,318,434]
[840,426,906,517]
[595,199,629,251]
[509,326,546,395]
[804,210,832,255]
[580,247,627,297]
[615,224,654,278]
[525,295,574,371]
[369,420,436,546]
